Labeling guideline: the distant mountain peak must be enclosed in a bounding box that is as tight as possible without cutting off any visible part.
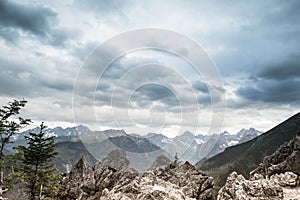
[220,131,230,136]
[75,125,91,133]
[15,125,264,168]
[182,131,194,136]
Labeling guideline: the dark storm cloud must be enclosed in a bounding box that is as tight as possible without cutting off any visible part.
[229,1,300,107]
[236,77,300,105]
[138,84,176,101]
[259,60,300,80]
[200,0,300,79]
[236,54,300,105]
[0,0,56,36]
[131,84,179,107]
[0,1,78,47]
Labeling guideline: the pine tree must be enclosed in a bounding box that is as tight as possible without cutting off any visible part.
[18,122,60,200]
[171,152,182,167]
[0,99,31,199]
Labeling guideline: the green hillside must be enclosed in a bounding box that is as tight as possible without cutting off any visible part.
[198,112,300,190]
[55,140,98,173]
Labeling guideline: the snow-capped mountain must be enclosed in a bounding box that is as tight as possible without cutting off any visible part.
[12,125,263,170]
[14,125,91,141]
[146,128,263,164]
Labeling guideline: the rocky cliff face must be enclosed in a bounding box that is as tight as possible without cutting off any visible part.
[62,156,214,200]
[218,133,300,200]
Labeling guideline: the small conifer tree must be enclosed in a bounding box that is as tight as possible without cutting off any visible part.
[172,152,182,167]
[18,122,60,200]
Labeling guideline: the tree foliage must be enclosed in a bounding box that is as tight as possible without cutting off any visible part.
[0,99,31,198]
[0,99,31,159]
[172,152,182,167]
[18,122,61,200]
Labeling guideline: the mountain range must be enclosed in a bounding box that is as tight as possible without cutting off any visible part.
[5,112,300,199]
[146,128,262,164]
[11,125,262,172]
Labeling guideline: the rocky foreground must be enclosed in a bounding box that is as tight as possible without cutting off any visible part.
[218,133,300,199]
[62,155,214,200]
[61,133,300,200]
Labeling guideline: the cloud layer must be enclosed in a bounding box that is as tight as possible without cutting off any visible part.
[0,0,299,134]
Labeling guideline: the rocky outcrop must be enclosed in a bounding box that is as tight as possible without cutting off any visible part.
[143,162,214,200]
[250,133,300,178]
[218,133,300,200]
[62,156,138,199]
[270,171,298,187]
[217,172,283,200]
[218,171,300,200]
[62,155,214,200]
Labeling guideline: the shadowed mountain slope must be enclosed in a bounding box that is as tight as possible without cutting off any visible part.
[198,112,300,190]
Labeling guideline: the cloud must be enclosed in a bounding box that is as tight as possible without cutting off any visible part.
[236,79,300,105]
[46,28,79,47]
[0,28,19,44]
[259,60,300,80]
[0,0,57,37]
[192,81,209,94]
[74,0,129,18]
[71,41,98,61]
[131,84,179,108]
[0,54,75,100]
[1,0,299,134]
[0,0,80,47]
[236,53,300,106]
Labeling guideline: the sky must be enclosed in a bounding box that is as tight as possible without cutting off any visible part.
[0,0,299,136]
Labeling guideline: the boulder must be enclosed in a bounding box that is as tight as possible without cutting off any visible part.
[217,171,283,200]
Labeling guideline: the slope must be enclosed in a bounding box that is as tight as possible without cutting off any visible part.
[55,140,98,173]
[198,112,300,190]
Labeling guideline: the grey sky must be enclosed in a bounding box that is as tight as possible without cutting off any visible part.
[0,0,299,135]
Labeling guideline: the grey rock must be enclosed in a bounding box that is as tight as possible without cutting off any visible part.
[62,154,214,200]
[250,134,300,178]
[270,172,298,187]
[218,134,300,200]
[64,156,95,198]
[217,171,283,200]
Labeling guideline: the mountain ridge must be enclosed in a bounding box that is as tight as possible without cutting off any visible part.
[12,125,262,172]
[198,112,300,191]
